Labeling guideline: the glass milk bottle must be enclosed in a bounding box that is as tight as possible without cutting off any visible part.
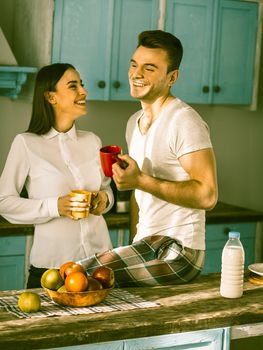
[220,231,245,298]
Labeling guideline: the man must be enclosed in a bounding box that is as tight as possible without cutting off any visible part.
[79,30,218,287]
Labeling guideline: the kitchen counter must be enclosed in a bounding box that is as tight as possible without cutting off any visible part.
[205,201,263,224]
[104,201,263,228]
[1,201,263,234]
[0,273,263,349]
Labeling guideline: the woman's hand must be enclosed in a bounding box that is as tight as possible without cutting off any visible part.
[58,194,90,220]
[90,191,109,216]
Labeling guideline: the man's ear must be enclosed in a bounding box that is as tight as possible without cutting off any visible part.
[44,91,56,105]
[168,70,179,87]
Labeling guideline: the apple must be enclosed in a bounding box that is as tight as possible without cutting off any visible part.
[86,276,103,291]
[92,266,115,288]
[41,269,64,290]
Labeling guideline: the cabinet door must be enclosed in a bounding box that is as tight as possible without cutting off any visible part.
[52,0,113,100]
[213,0,258,104]
[203,222,257,274]
[165,0,258,105]
[110,0,159,100]
[0,235,26,290]
[124,327,230,350]
[44,340,123,350]
[165,0,215,103]
[109,229,130,248]
[52,0,159,101]
[0,256,25,290]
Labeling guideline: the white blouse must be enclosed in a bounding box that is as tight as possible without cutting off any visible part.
[0,125,114,268]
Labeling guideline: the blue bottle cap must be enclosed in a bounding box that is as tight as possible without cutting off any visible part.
[229,231,240,239]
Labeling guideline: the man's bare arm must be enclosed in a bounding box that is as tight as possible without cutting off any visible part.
[112,148,218,211]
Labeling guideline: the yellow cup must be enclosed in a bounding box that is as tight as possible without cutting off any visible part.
[69,190,92,219]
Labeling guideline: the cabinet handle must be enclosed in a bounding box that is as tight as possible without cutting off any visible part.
[113,81,121,89]
[213,85,221,93]
[98,81,106,89]
[202,86,209,93]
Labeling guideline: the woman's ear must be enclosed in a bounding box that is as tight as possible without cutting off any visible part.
[44,91,56,104]
[168,70,179,87]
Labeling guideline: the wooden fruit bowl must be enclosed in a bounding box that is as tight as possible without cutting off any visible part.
[44,287,112,307]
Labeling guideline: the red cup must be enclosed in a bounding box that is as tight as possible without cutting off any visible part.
[100,145,122,177]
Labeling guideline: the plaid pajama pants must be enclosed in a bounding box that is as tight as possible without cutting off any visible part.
[78,235,205,287]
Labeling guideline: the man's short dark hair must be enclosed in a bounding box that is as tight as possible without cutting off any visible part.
[137,30,183,72]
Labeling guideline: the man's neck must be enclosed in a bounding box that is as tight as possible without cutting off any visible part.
[138,94,174,134]
[141,94,174,121]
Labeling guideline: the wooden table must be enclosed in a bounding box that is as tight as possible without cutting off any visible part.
[1,274,263,350]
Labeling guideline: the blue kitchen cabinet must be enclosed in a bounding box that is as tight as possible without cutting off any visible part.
[109,229,130,248]
[44,327,230,350]
[0,235,26,290]
[124,327,230,350]
[52,0,159,101]
[203,222,256,274]
[165,0,258,104]
[44,340,123,350]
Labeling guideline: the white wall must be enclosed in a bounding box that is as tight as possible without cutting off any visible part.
[196,101,263,212]
[0,0,263,213]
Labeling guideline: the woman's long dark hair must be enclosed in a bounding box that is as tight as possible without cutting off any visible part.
[27,63,75,135]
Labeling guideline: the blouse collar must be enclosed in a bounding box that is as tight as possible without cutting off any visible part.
[44,124,77,140]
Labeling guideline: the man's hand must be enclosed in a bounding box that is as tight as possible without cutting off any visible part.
[112,154,142,191]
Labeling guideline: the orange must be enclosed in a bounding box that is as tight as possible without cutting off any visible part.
[65,271,88,292]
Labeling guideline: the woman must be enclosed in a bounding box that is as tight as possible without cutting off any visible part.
[0,63,114,288]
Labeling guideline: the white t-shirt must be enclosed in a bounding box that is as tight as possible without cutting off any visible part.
[126,98,212,250]
[0,125,113,268]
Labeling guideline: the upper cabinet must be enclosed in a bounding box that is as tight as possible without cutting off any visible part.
[0,26,37,99]
[52,0,260,105]
[52,0,159,100]
[165,0,259,104]
[0,66,37,99]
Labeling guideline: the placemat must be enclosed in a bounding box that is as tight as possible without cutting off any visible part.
[0,289,159,319]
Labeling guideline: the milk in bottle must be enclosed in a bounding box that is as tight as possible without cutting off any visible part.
[220,231,245,298]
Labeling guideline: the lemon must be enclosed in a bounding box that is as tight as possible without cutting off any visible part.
[40,268,64,290]
[57,285,67,293]
[18,292,41,313]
